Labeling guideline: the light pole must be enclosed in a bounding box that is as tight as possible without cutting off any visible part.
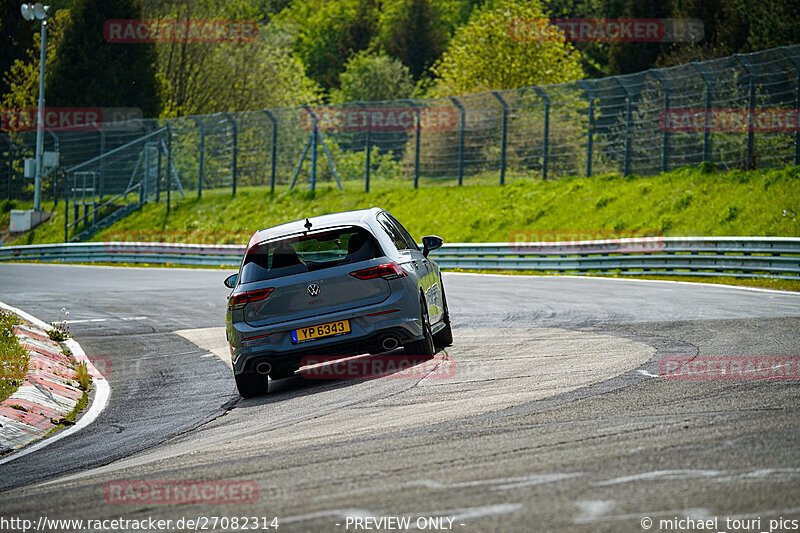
[21,2,50,213]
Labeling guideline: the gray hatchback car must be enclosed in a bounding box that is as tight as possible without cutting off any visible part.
[224,207,452,397]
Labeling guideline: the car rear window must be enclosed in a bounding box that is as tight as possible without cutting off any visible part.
[240,226,383,283]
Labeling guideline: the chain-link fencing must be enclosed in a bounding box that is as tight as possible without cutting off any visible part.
[3,44,799,209]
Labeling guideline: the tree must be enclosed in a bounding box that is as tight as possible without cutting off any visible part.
[0,3,33,98]
[657,0,800,68]
[173,24,321,114]
[377,0,447,80]
[44,0,160,117]
[331,52,415,103]
[2,9,71,110]
[431,0,583,95]
[606,0,675,75]
[278,0,379,90]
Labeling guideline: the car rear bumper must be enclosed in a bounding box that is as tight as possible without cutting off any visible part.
[234,326,419,375]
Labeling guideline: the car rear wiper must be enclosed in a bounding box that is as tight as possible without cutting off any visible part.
[306,259,350,271]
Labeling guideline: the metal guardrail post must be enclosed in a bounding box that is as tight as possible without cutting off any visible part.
[693,63,714,163]
[735,54,757,169]
[450,97,465,185]
[262,110,278,192]
[533,86,551,181]
[190,116,205,199]
[356,102,371,192]
[221,112,238,196]
[491,91,509,185]
[651,71,671,173]
[577,80,595,178]
[779,47,800,166]
[404,100,422,188]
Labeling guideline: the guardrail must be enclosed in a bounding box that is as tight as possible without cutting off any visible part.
[1,237,798,280]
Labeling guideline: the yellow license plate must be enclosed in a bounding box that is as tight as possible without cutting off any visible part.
[291,320,351,343]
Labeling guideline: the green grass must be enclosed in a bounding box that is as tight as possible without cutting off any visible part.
[45,389,89,436]
[3,165,799,292]
[0,311,29,403]
[6,165,800,246]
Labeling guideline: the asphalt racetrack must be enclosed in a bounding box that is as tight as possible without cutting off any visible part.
[1,263,799,532]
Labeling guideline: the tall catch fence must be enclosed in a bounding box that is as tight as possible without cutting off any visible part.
[3,44,800,207]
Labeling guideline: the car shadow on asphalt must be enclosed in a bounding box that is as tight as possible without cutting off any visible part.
[234,350,441,406]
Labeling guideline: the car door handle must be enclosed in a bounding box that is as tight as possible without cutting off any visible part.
[422,259,429,265]
[412,260,419,267]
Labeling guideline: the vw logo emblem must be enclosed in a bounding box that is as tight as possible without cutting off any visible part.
[307,284,320,297]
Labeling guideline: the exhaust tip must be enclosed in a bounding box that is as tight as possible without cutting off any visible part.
[381,336,400,351]
[255,362,272,375]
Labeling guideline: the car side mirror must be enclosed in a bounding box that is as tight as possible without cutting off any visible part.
[422,235,444,257]
[224,273,238,289]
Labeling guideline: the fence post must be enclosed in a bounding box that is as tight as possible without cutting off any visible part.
[450,96,465,185]
[491,91,509,185]
[262,110,278,192]
[311,113,318,192]
[693,63,714,163]
[98,131,105,199]
[64,185,68,242]
[615,79,634,176]
[533,87,550,181]
[6,135,12,201]
[221,112,238,196]
[736,54,757,169]
[405,100,422,188]
[652,71,671,173]
[156,141,161,202]
[779,47,800,166]
[166,123,171,213]
[578,80,595,177]
[191,116,205,199]
[48,131,59,205]
[356,102,371,192]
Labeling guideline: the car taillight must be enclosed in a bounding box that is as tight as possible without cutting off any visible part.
[228,287,274,310]
[350,262,408,280]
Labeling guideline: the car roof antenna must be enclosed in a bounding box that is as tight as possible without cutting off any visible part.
[304,218,312,231]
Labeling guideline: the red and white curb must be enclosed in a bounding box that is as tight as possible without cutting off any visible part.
[0,302,110,465]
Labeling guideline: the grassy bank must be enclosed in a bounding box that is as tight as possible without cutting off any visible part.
[5,165,800,246]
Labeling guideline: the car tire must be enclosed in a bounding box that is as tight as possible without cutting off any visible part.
[405,298,436,357]
[433,281,453,348]
[235,372,267,398]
